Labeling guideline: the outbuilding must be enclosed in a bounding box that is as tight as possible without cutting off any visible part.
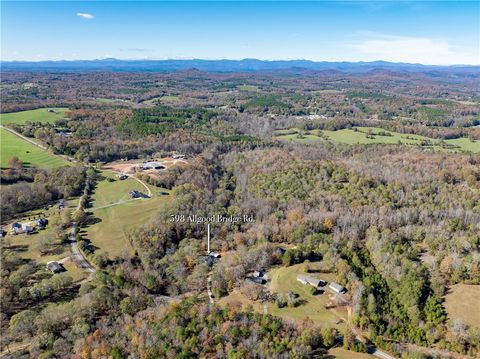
[46,261,64,273]
[297,274,326,288]
[141,162,165,170]
[328,282,347,294]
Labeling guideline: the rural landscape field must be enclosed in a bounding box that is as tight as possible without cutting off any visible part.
[1,1,480,358]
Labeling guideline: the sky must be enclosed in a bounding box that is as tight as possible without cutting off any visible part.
[1,1,479,65]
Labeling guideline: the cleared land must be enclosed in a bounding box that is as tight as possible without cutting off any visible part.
[328,348,373,359]
[84,171,171,258]
[0,108,68,125]
[238,85,259,92]
[444,284,480,328]
[276,127,480,153]
[0,128,69,168]
[90,172,147,208]
[267,262,347,329]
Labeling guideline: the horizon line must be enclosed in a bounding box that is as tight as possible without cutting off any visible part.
[1,57,479,67]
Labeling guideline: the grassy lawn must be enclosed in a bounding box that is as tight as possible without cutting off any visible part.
[239,85,259,92]
[444,284,480,328]
[0,128,69,168]
[217,289,264,311]
[6,222,87,282]
[0,108,68,125]
[267,262,347,329]
[84,172,172,258]
[90,171,147,208]
[8,226,63,262]
[159,95,180,104]
[276,127,480,153]
[328,348,372,359]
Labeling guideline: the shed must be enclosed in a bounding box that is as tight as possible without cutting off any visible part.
[141,162,165,170]
[297,274,326,288]
[46,261,64,273]
[328,282,347,294]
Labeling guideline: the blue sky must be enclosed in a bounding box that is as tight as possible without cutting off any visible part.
[1,1,479,65]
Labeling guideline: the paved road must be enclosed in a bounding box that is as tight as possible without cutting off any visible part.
[69,223,95,273]
[69,197,95,273]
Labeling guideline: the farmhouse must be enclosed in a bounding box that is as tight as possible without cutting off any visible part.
[297,274,326,288]
[129,190,142,198]
[46,261,63,273]
[140,161,165,170]
[328,282,347,294]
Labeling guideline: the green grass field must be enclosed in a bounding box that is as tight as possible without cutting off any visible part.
[90,172,147,208]
[0,108,68,125]
[238,85,259,92]
[160,95,180,103]
[267,262,347,329]
[276,127,480,153]
[0,128,69,168]
[84,171,171,258]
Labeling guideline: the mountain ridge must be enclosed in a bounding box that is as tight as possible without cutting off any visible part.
[2,58,479,73]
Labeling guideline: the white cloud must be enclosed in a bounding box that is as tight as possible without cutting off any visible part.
[76,12,94,20]
[349,32,479,65]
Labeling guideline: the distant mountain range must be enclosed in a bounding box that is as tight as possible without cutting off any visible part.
[1,58,479,73]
